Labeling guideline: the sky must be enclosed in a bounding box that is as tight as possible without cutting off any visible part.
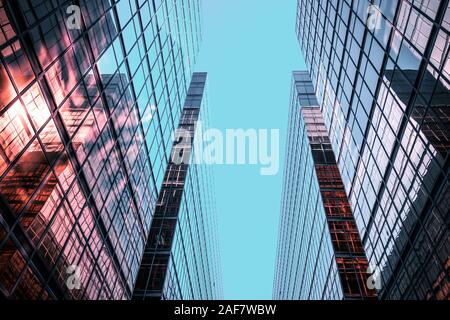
[195,0,307,299]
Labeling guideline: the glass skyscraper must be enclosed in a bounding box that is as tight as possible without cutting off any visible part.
[274,71,377,300]
[133,73,223,300]
[0,0,222,300]
[277,0,449,299]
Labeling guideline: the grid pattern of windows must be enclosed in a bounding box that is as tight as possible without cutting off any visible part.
[0,0,202,299]
[164,82,223,300]
[297,0,449,299]
[273,72,343,300]
[133,73,223,300]
[303,105,376,299]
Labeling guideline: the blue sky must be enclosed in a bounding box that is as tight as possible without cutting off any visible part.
[196,0,306,299]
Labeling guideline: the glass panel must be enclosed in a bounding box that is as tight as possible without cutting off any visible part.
[1,40,34,91]
[0,62,15,111]
[22,83,51,129]
[0,100,33,176]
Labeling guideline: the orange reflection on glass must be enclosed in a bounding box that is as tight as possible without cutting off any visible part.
[0,1,17,46]
[426,257,450,300]
[34,18,71,70]
[59,83,92,136]
[39,120,65,165]
[25,156,87,297]
[46,48,79,106]
[0,62,16,111]
[22,83,51,129]
[336,257,377,298]
[0,100,33,176]
[0,141,51,216]
[0,239,45,299]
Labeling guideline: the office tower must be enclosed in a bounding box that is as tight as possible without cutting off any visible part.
[0,0,211,300]
[274,72,376,300]
[133,73,223,300]
[295,0,449,299]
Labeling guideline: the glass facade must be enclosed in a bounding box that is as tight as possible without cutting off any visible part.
[274,72,343,300]
[296,0,449,299]
[133,73,223,300]
[0,0,212,300]
[274,72,376,300]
